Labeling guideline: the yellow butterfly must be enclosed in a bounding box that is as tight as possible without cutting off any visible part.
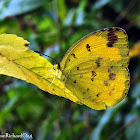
[52,27,130,110]
[0,27,130,110]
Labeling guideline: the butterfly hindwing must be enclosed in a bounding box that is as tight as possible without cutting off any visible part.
[65,57,129,109]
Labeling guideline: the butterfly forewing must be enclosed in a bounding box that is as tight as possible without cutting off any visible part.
[61,27,129,69]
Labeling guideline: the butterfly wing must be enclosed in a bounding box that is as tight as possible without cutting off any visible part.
[60,27,129,110]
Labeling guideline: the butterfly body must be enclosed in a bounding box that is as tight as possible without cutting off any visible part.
[54,27,129,110]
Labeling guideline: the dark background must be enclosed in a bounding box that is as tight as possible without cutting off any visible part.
[0,0,140,140]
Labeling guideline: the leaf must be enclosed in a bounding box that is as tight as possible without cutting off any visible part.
[125,118,140,140]
[0,0,46,19]
[91,99,127,140]
[57,0,67,21]
[131,82,140,99]
[0,95,18,126]
[129,41,140,58]
[0,34,80,104]
[92,0,110,10]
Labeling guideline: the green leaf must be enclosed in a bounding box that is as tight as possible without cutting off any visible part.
[0,0,46,19]
[91,99,127,140]
[131,82,140,98]
[125,119,140,140]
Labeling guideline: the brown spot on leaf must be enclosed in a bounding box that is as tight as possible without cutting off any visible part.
[109,73,116,80]
[86,44,91,52]
[80,74,83,78]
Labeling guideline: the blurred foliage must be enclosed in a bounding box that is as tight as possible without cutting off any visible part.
[0,0,140,140]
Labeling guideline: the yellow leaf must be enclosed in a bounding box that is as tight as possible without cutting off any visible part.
[0,34,80,104]
[129,41,140,58]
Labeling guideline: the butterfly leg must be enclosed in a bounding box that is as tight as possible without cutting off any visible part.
[41,70,56,78]
[44,70,55,75]
[47,76,56,89]
[41,73,52,78]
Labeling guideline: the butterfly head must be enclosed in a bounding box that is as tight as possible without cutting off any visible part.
[53,63,60,70]
[53,63,67,83]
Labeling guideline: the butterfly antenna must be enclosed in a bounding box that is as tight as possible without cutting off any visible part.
[34,51,60,69]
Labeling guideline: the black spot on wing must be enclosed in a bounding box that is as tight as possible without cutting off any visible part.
[92,71,97,76]
[83,92,86,95]
[91,71,97,81]
[109,73,116,80]
[109,88,115,96]
[86,44,91,52]
[87,88,90,91]
[95,57,102,68]
[74,80,76,83]
[107,28,118,47]
[100,29,105,31]
[96,92,100,97]
[91,78,94,81]
[111,66,113,68]
[71,53,76,58]
[25,43,30,47]
[104,80,109,86]
[108,66,113,73]
[108,68,111,73]
[77,67,79,70]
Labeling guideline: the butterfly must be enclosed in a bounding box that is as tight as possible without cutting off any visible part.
[51,27,130,110]
[0,27,129,110]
